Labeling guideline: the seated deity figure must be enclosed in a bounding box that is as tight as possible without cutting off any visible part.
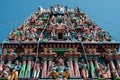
[22,48,28,61]
[28,48,35,60]
[69,48,73,54]
[9,68,19,80]
[79,59,89,79]
[40,48,48,54]
[64,48,73,55]
[74,48,81,54]
[22,48,34,61]
[49,48,57,55]
[51,58,70,80]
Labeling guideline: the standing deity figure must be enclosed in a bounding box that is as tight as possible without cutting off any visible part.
[79,59,89,79]
[51,58,70,80]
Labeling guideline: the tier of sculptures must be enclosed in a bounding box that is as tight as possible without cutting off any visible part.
[0,48,120,80]
[8,5,112,42]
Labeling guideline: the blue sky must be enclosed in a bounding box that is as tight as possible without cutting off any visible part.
[0,0,120,42]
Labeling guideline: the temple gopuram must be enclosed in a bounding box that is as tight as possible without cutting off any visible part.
[0,4,120,80]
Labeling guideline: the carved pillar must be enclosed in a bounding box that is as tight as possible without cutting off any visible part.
[74,59,81,78]
[41,58,47,78]
[110,60,119,78]
[89,59,96,78]
[64,52,81,78]
[47,59,52,77]
[117,60,120,75]
[69,60,75,78]
[94,59,100,77]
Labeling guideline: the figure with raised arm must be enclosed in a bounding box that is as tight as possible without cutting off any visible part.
[51,58,70,80]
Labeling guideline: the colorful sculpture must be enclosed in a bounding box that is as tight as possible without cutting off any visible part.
[51,58,70,80]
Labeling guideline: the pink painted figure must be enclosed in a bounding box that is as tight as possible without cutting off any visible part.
[51,58,70,80]
[80,60,89,79]
[97,63,111,78]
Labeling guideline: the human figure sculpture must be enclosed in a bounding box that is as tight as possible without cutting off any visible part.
[49,48,53,54]
[71,31,77,41]
[2,48,8,55]
[51,58,70,80]
[8,49,16,61]
[22,48,28,61]
[43,48,48,54]
[14,60,21,71]
[2,48,8,61]
[74,48,80,54]
[6,61,12,69]
[3,67,10,78]
[97,63,111,78]
[64,48,73,55]
[69,48,73,54]
[49,48,56,55]
[28,48,35,61]
[110,61,119,78]
[79,59,89,79]
[9,68,19,80]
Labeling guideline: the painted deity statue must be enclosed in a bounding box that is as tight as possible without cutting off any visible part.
[22,48,34,61]
[79,59,89,79]
[22,49,29,61]
[14,60,21,71]
[28,48,35,61]
[97,63,111,78]
[2,48,8,61]
[3,67,10,78]
[9,68,19,80]
[51,58,70,80]
[8,49,16,61]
